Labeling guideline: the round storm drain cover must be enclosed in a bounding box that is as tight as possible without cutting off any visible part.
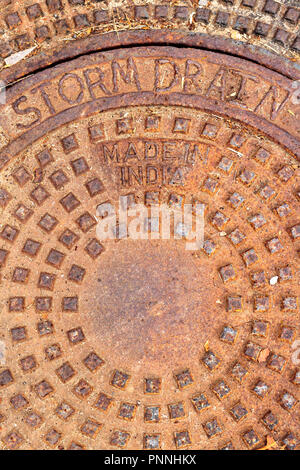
[0,1,299,451]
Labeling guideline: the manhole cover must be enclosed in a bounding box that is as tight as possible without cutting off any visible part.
[0,1,299,451]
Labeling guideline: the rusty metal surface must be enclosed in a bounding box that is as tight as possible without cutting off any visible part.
[0,2,300,61]
[0,1,300,83]
[0,1,299,452]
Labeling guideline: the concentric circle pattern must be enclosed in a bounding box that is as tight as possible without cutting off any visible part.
[0,8,299,451]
